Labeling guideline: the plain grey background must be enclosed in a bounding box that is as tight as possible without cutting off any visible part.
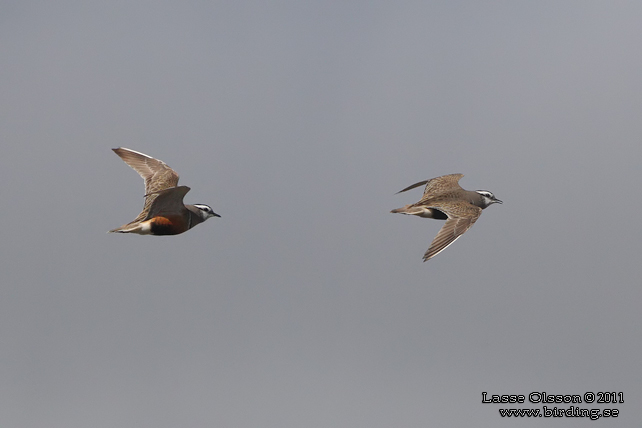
[1,1,640,427]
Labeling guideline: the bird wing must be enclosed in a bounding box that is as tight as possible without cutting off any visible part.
[418,174,464,203]
[395,179,431,194]
[112,148,180,195]
[422,202,482,261]
[147,186,191,218]
[396,174,464,197]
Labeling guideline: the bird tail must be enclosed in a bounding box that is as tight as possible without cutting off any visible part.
[108,222,140,233]
[390,205,420,215]
[108,226,128,233]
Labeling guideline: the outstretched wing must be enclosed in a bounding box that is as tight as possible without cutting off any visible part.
[422,202,481,261]
[147,186,191,217]
[396,174,464,198]
[395,179,431,194]
[112,147,179,195]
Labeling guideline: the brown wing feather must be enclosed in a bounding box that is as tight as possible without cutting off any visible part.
[112,148,180,195]
[119,186,191,226]
[112,148,183,224]
[422,202,482,261]
[395,179,430,194]
[396,174,464,197]
[147,186,191,217]
[418,174,464,203]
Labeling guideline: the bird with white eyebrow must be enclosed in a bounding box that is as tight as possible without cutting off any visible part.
[109,147,220,235]
[391,174,502,261]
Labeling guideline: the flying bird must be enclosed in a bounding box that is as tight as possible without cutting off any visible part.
[391,174,501,261]
[109,147,219,235]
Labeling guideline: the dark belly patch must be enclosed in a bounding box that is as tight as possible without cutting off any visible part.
[150,216,187,235]
[431,209,448,220]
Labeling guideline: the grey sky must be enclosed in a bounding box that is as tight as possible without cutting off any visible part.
[1,1,640,426]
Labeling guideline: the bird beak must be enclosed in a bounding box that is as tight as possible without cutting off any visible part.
[213,212,221,217]
[495,199,503,204]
